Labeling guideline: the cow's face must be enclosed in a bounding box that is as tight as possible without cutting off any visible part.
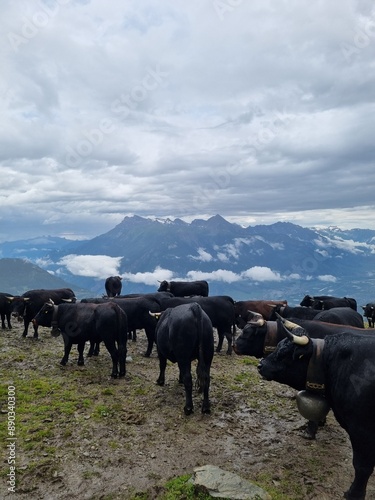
[157,280,168,292]
[33,302,54,328]
[233,320,267,358]
[258,336,313,391]
[300,295,313,307]
[10,297,28,321]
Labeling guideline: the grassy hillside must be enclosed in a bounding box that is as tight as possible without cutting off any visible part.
[0,258,89,297]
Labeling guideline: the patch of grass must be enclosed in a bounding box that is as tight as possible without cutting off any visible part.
[256,470,310,500]
[161,474,216,500]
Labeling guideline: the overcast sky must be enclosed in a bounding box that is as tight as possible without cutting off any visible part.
[1,0,375,243]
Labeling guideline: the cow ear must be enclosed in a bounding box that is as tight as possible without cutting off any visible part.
[293,345,309,360]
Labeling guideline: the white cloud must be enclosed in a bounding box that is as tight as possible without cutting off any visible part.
[122,266,174,286]
[241,266,283,282]
[58,254,122,279]
[315,237,375,255]
[187,269,241,283]
[318,274,337,282]
[189,248,213,262]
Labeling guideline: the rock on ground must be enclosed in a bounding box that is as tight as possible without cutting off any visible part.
[192,464,272,499]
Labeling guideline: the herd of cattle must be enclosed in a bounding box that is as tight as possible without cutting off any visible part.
[1,276,375,499]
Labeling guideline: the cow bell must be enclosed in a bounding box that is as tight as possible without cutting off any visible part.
[296,390,330,422]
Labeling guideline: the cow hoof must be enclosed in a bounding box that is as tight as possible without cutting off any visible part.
[156,380,164,386]
[60,360,67,366]
[77,360,84,366]
[111,373,118,379]
[201,407,211,414]
[301,430,316,440]
[184,407,194,416]
[119,372,126,378]
[144,352,151,358]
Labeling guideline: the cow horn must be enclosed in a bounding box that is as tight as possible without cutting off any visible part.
[267,304,277,308]
[61,298,73,303]
[149,311,162,319]
[6,296,14,301]
[277,315,302,332]
[48,299,55,305]
[23,297,31,302]
[291,334,310,345]
[278,317,310,345]
[247,310,265,326]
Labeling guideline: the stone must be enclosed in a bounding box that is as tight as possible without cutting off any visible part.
[192,464,272,499]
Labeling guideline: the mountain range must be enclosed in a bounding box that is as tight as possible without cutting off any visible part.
[1,215,374,306]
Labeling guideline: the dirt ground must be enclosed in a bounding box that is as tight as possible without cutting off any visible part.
[1,322,375,500]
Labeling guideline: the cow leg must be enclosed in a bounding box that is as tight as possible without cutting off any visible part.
[344,445,374,500]
[60,339,73,365]
[1,313,5,329]
[225,330,233,355]
[304,420,318,440]
[87,340,100,357]
[31,320,39,339]
[22,318,28,337]
[118,342,127,378]
[156,355,167,386]
[77,342,85,366]
[144,328,154,357]
[103,340,120,378]
[196,362,211,414]
[216,329,224,353]
[216,328,233,355]
[178,361,194,415]
[6,314,12,329]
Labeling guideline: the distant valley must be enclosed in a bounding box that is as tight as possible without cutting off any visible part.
[1,215,375,306]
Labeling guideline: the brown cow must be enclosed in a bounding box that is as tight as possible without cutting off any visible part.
[234,299,287,328]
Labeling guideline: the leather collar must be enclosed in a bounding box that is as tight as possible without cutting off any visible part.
[306,338,326,394]
[263,321,278,355]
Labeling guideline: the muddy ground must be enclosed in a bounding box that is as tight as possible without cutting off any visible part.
[1,322,375,500]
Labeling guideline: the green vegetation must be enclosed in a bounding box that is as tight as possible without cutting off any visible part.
[161,474,220,500]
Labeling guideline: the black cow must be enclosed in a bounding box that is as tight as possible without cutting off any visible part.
[157,280,209,297]
[154,303,214,415]
[156,295,236,355]
[258,324,375,500]
[270,305,364,328]
[9,288,76,338]
[234,299,288,328]
[313,307,364,328]
[300,294,357,311]
[362,303,375,328]
[268,304,320,322]
[105,276,122,297]
[0,292,14,329]
[234,315,366,438]
[82,295,163,357]
[33,301,127,378]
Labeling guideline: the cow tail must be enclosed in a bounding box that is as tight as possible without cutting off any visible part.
[195,304,209,395]
[114,304,127,355]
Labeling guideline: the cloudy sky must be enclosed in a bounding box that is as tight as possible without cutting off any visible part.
[1,0,375,243]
